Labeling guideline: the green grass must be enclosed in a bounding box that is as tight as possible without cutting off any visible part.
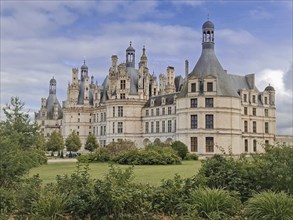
[29,160,201,186]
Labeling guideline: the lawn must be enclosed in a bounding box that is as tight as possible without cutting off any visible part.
[29,160,202,186]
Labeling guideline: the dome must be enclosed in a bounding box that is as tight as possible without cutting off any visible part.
[202,20,214,29]
[265,84,275,91]
[81,60,88,69]
[49,77,56,84]
[126,42,135,51]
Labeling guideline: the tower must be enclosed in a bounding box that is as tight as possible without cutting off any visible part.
[126,41,135,68]
[81,60,88,81]
[202,20,215,49]
[139,46,148,68]
[49,77,56,94]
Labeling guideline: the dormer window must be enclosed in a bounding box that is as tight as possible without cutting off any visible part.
[207,82,213,92]
[120,80,126,90]
[162,97,165,105]
[151,99,155,106]
[191,83,196,92]
[243,94,247,102]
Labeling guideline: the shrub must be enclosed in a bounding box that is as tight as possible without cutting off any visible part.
[171,141,189,159]
[77,147,111,163]
[113,148,181,165]
[245,191,293,220]
[105,140,136,157]
[188,187,241,219]
[185,153,199,160]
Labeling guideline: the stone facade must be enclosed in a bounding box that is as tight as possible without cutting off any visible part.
[36,20,281,155]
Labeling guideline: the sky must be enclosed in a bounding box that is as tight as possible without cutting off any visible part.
[0,0,292,135]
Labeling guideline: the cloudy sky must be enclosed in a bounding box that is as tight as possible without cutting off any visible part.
[0,0,292,135]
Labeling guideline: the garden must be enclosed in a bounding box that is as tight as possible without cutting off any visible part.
[1,97,293,219]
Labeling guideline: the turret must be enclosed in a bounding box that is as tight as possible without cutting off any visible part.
[49,77,56,94]
[139,46,148,68]
[126,41,135,68]
[81,60,88,81]
[165,66,176,94]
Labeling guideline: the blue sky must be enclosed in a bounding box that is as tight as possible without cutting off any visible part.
[0,0,292,135]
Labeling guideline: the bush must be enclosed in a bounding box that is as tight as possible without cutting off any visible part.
[77,147,111,163]
[185,153,198,160]
[188,187,242,219]
[105,140,136,157]
[245,191,293,220]
[113,148,181,165]
[171,141,189,159]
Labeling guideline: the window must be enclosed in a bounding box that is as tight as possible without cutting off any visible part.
[156,121,160,133]
[151,109,154,116]
[145,122,149,133]
[168,120,172,133]
[146,109,149,116]
[191,115,198,129]
[78,113,80,116]
[244,107,248,115]
[78,118,80,122]
[151,122,154,133]
[207,82,213,91]
[265,122,269,133]
[244,121,248,132]
[112,122,115,134]
[253,121,257,133]
[205,114,214,129]
[118,122,123,133]
[265,140,269,145]
[191,137,198,152]
[264,97,268,105]
[191,98,198,108]
[243,94,247,102]
[265,109,268,117]
[156,108,159,116]
[162,98,165,105]
[162,121,165,133]
[206,137,214,152]
[113,107,115,117]
[96,113,99,122]
[41,120,45,126]
[252,95,256,103]
[168,107,172,115]
[191,83,196,92]
[253,108,256,116]
[120,80,126,90]
[120,93,125,99]
[118,106,123,117]
[162,108,165,115]
[253,140,257,152]
[77,131,79,136]
[244,139,248,152]
[205,98,213,107]
[89,118,91,123]
[104,112,107,121]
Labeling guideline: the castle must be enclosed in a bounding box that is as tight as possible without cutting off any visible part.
[35,20,278,155]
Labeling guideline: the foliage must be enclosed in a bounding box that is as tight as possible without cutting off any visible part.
[250,144,293,194]
[0,97,47,187]
[185,152,199,160]
[194,154,255,201]
[245,191,293,220]
[77,147,111,163]
[85,133,99,152]
[0,187,15,216]
[113,148,181,165]
[171,141,189,159]
[65,130,81,152]
[188,187,242,219]
[105,140,136,157]
[56,163,95,219]
[46,130,64,154]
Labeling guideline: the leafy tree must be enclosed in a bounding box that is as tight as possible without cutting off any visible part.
[65,131,81,154]
[46,130,64,157]
[171,141,189,159]
[0,97,47,187]
[85,133,99,152]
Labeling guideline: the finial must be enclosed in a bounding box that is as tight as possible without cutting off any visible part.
[83,56,86,64]
[207,13,210,20]
[130,41,132,46]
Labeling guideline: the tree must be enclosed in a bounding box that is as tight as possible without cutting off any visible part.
[65,131,81,155]
[171,141,188,159]
[85,133,99,152]
[46,130,64,157]
[0,97,47,187]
